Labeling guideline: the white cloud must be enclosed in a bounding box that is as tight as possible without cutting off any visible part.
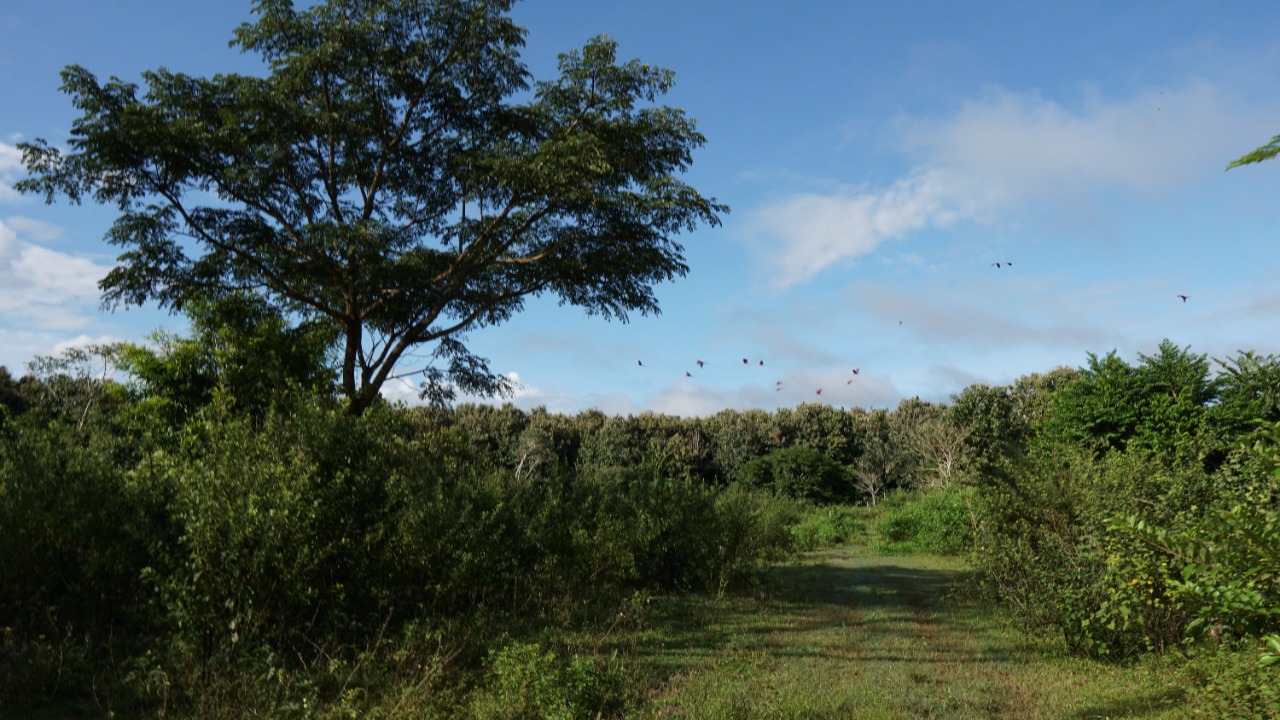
[4,216,62,242]
[752,168,994,289]
[0,218,110,329]
[0,142,23,202]
[751,78,1278,289]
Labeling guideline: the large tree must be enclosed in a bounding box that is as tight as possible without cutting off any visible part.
[19,0,725,416]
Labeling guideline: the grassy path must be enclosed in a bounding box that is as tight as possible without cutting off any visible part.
[624,546,1186,719]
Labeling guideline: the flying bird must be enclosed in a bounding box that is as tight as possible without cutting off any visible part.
[637,360,643,367]
[758,360,764,366]
[742,358,749,365]
[992,261,1012,268]
[685,371,693,377]
[696,359,705,368]
[816,389,823,396]
[851,368,860,375]
[1177,294,1189,303]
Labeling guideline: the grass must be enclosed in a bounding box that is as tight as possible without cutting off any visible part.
[606,545,1186,719]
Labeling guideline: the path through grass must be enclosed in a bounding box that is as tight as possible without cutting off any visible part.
[621,546,1185,719]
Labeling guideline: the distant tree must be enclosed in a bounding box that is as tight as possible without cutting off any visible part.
[1040,350,1145,455]
[18,0,725,416]
[908,410,971,488]
[737,445,848,503]
[451,402,529,465]
[578,414,647,474]
[951,383,1020,473]
[1040,341,1217,465]
[26,344,127,429]
[525,406,582,469]
[773,403,861,465]
[1212,351,1280,437]
[1009,366,1080,435]
[0,366,32,418]
[853,409,911,505]
[886,397,937,484]
[512,424,554,482]
[703,408,774,481]
[636,413,710,482]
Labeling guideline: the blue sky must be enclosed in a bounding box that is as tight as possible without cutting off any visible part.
[3,1,1280,416]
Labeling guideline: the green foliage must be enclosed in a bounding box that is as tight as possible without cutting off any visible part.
[972,447,1203,657]
[771,402,863,465]
[0,413,160,641]
[1180,646,1280,718]
[736,444,849,503]
[1227,133,1280,169]
[873,486,976,555]
[1114,420,1280,652]
[1039,341,1218,467]
[1212,351,1280,437]
[0,382,806,716]
[469,640,631,720]
[19,0,725,416]
[703,408,776,481]
[789,504,867,550]
[0,365,33,418]
[117,293,336,423]
[851,408,914,505]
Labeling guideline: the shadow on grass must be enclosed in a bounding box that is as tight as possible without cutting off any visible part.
[625,556,1010,670]
[766,561,975,610]
[1068,688,1186,718]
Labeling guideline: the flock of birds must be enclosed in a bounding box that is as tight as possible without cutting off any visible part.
[630,261,1193,399]
[636,356,862,397]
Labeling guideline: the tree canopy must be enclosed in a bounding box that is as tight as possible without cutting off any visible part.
[18,0,726,415]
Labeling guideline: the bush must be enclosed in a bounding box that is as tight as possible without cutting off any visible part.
[0,414,162,641]
[1180,645,1280,718]
[972,448,1200,657]
[789,505,867,550]
[468,640,632,720]
[873,486,975,555]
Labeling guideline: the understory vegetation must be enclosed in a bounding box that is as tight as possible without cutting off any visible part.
[4,333,1280,717]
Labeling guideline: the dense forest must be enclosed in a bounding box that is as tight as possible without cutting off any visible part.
[3,310,1280,716]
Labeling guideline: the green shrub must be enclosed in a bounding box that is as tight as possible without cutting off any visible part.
[0,415,162,640]
[972,448,1203,657]
[873,486,975,555]
[1180,645,1280,718]
[468,640,632,720]
[789,504,866,550]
